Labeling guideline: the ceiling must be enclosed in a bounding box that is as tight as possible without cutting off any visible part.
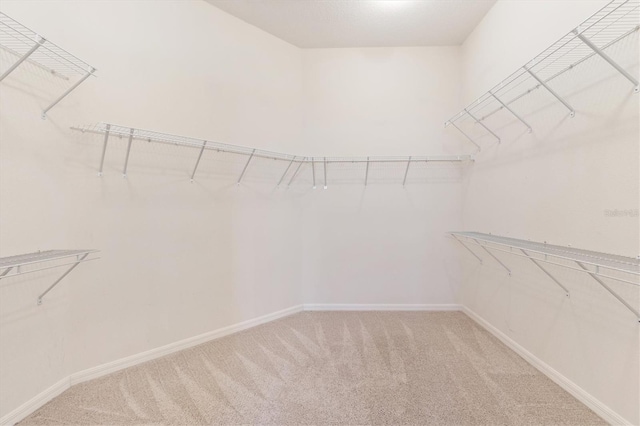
[206,0,497,48]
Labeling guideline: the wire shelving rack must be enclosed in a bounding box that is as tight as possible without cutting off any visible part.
[0,249,100,305]
[71,122,474,187]
[0,12,96,119]
[445,0,639,151]
[450,232,640,322]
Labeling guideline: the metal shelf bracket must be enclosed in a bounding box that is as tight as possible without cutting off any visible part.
[42,67,95,120]
[323,157,328,189]
[123,128,134,177]
[476,240,511,275]
[573,29,639,93]
[489,91,532,133]
[524,66,575,117]
[402,156,412,187]
[520,249,570,297]
[237,149,255,185]
[288,157,305,187]
[98,124,111,177]
[576,261,640,322]
[448,120,482,152]
[0,36,45,81]
[37,253,89,305]
[311,157,316,189]
[277,156,296,187]
[453,235,483,264]
[465,108,501,143]
[364,157,370,186]
[190,141,207,182]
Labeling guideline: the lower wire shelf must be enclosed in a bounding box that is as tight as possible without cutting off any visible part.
[450,231,640,322]
[0,249,99,305]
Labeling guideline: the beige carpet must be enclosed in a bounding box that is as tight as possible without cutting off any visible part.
[20,311,604,425]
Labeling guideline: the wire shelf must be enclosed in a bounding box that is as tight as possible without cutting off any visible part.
[0,249,99,305]
[71,122,474,186]
[446,0,639,151]
[0,12,96,118]
[450,231,640,322]
[0,249,97,269]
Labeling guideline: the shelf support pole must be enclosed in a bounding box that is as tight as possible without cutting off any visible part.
[312,157,316,189]
[465,109,500,143]
[475,240,511,275]
[42,67,96,119]
[453,235,482,264]
[575,261,640,322]
[287,157,305,187]
[277,157,296,187]
[0,36,45,81]
[402,156,412,187]
[98,124,111,176]
[237,149,255,185]
[449,121,482,152]
[190,141,207,182]
[524,66,575,117]
[0,267,13,278]
[123,128,134,177]
[364,157,370,186]
[323,157,328,189]
[573,30,639,92]
[520,249,569,296]
[489,91,532,133]
[37,253,89,305]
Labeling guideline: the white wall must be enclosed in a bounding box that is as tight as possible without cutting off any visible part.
[1,0,638,423]
[0,6,469,417]
[299,47,465,305]
[457,0,639,423]
[0,0,304,418]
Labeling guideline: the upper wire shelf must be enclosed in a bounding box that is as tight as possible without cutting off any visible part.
[0,12,96,119]
[0,249,99,305]
[71,122,474,187]
[450,231,640,322]
[445,0,639,152]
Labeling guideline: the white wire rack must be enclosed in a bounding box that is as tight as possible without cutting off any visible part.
[0,249,99,305]
[446,0,639,151]
[450,232,640,322]
[71,122,474,187]
[0,12,96,119]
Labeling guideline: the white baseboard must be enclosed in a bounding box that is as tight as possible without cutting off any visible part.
[461,306,631,426]
[3,304,629,426]
[0,377,70,426]
[70,304,304,385]
[0,304,303,426]
[303,303,462,311]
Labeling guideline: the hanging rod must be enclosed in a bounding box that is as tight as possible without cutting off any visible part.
[450,231,640,322]
[445,0,639,149]
[0,250,100,305]
[71,123,473,186]
[0,12,96,119]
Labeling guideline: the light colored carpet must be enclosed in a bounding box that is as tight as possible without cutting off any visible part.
[20,311,604,425]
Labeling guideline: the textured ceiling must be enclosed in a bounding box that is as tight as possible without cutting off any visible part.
[206,0,497,48]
